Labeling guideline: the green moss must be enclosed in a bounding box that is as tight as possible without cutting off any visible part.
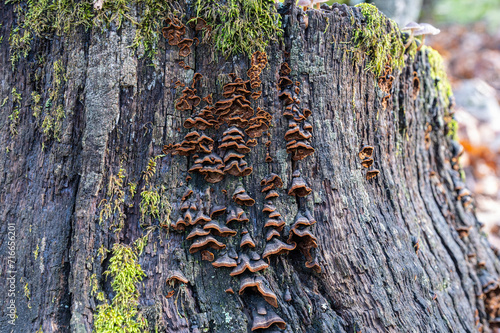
[193,0,282,57]
[424,45,453,106]
[31,91,41,118]
[99,167,126,232]
[7,0,173,67]
[94,243,148,333]
[351,3,405,76]
[8,87,22,136]
[447,118,459,140]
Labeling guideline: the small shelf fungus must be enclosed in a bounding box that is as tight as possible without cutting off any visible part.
[251,307,286,331]
[239,276,278,307]
[204,220,237,237]
[210,205,227,219]
[232,186,256,206]
[188,152,225,183]
[412,71,420,100]
[366,168,380,180]
[186,225,211,240]
[240,232,257,248]
[189,235,226,254]
[358,145,374,160]
[261,173,284,192]
[230,253,269,276]
[184,106,217,131]
[265,190,279,200]
[212,252,238,268]
[162,17,186,46]
[226,207,249,224]
[201,250,215,261]
[288,170,312,197]
[176,87,201,111]
[166,270,189,285]
[264,218,286,232]
[262,238,296,259]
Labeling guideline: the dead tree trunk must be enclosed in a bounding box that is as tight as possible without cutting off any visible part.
[1,1,499,332]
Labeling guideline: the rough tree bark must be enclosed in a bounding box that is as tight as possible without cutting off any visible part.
[1,1,499,333]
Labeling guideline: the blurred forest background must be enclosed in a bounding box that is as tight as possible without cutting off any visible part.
[325,0,500,248]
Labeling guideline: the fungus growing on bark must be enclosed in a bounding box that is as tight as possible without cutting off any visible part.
[366,169,380,180]
[226,207,249,224]
[232,186,255,206]
[212,252,238,268]
[176,87,201,111]
[162,18,186,46]
[187,225,211,240]
[284,126,312,141]
[261,173,284,192]
[251,307,286,331]
[189,152,225,183]
[401,21,421,48]
[178,38,194,57]
[240,233,256,248]
[225,288,235,294]
[166,270,189,285]
[189,235,226,253]
[189,17,208,31]
[292,211,316,228]
[172,216,189,231]
[239,275,278,307]
[361,158,374,168]
[358,145,374,160]
[288,170,312,197]
[412,72,420,100]
[265,190,279,200]
[204,220,237,237]
[263,238,296,259]
[193,211,211,225]
[263,202,277,213]
[201,250,215,261]
[278,90,294,105]
[456,226,471,238]
[286,140,315,160]
[246,138,258,147]
[266,229,281,241]
[269,211,282,219]
[305,257,321,273]
[230,254,269,276]
[381,93,391,110]
[210,205,226,219]
[265,153,273,163]
[264,218,286,232]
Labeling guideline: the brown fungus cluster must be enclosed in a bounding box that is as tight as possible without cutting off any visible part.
[378,64,394,110]
[358,145,380,180]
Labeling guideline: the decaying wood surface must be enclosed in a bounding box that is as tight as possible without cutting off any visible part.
[1,2,499,332]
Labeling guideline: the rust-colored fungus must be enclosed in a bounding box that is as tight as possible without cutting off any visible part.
[202,94,213,105]
[456,226,471,238]
[246,138,258,147]
[305,257,321,273]
[176,87,201,111]
[166,270,189,285]
[359,145,374,159]
[361,158,374,168]
[284,126,312,141]
[186,225,211,240]
[225,288,235,294]
[188,152,225,183]
[240,233,256,248]
[288,170,312,197]
[265,190,279,200]
[381,93,391,110]
[263,202,277,213]
[204,220,237,237]
[266,229,281,241]
[263,238,296,259]
[210,205,226,219]
[201,250,215,261]
[251,308,286,331]
[189,235,226,253]
[264,218,286,232]
[162,17,186,46]
[265,153,273,163]
[178,38,194,57]
[366,169,380,180]
[251,91,262,100]
[189,17,208,31]
[260,173,284,192]
[232,186,255,206]
[280,62,292,76]
[269,211,281,219]
[278,90,294,105]
[193,211,211,225]
[412,72,420,100]
[172,216,189,231]
[226,207,249,224]
[230,254,269,276]
[239,276,278,308]
[212,252,238,268]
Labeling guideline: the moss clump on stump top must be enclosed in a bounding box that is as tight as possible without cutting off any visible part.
[351,3,405,76]
[193,0,282,57]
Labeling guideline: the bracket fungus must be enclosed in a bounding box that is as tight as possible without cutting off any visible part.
[226,207,249,224]
[251,307,286,331]
[212,252,238,268]
[230,253,269,276]
[288,170,312,197]
[240,233,257,248]
[232,186,256,206]
[204,220,237,237]
[162,17,186,46]
[189,235,226,254]
[366,168,380,180]
[210,205,227,219]
[201,250,215,261]
[261,173,284,192]
[262,238,296,259]
[358,145,374,160]
[166,270,189,285]
[186,225,211,240]
[239,276,278,308]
